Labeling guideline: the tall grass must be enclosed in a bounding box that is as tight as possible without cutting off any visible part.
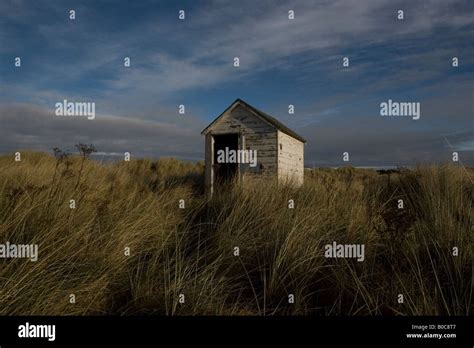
[0,152,472,315]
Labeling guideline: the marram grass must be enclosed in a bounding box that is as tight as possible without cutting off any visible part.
[0,152,472,315]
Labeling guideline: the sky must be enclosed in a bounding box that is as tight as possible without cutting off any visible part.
[0,0,473,167]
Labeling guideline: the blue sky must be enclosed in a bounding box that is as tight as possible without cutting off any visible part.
[0,0,473,166]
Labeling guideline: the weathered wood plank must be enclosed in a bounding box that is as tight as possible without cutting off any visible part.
[277,130,304,186]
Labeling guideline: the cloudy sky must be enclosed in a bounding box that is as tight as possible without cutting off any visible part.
[0,0,473,166]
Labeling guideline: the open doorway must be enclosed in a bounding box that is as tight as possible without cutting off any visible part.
[213,133,239,184]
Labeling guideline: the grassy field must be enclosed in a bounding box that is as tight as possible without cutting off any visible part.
[0,150,472,315]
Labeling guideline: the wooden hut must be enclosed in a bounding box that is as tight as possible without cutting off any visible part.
[201,99,306,194]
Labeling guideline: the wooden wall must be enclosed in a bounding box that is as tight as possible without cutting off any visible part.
[204,133,214,194]
[277,130,304,186]
[204,104,277,183]
[204,103,304,192]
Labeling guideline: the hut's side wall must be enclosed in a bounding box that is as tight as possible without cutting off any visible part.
[205,104,278,179]
[277,130,304,186]
[204,133,214,194]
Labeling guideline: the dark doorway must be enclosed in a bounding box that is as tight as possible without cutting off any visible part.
[213,133,238,184]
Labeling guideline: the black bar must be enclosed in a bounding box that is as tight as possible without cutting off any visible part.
[0,316,471,346]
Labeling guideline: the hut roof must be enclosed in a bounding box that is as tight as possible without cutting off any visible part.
[201,98,307,143]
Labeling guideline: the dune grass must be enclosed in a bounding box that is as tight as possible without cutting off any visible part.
[0,151,472,315]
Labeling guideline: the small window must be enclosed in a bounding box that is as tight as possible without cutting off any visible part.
[279,143,282,150]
